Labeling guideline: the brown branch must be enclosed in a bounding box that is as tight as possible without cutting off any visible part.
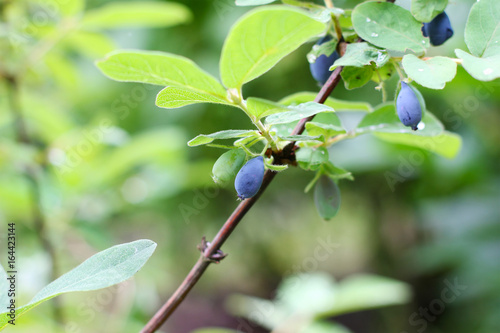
[141,43,347,332]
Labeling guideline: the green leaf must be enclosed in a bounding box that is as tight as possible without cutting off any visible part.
[235,0,276,6]
[39,0,85,17]
[340,66,374,90]
[279,92,372,112]
[64,31,116,58]
[265,102,335,125]
[314,175,341,220]
[352,2,428,53]
[411,0,448,22]
[188,130,259,147]
[402,55,457,89]
[82,2,192,29]
[330,42,389,70]
[278,273,338,314]
[0,240,156,329]
[278,134,322,142]
[97,51,230,106]
[220,6,325,89]
[455,49,500,81]
[323,162,354,181]
[464,0,500,57]
[356,104,443,137]
[374,131,462,158]
[321,274,411,316]
[296,147,329,171]
[156,86,233,109]
[372,62,395,83]
[246,97,288,121]
[212,149,247,185]
[306,121,346,141]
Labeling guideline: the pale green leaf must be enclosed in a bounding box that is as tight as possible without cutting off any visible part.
[306,121,346,140]
[82,2,192,29]
[279,92,372,112]
[374,131,461,158]
[235,0,276,6]
[455,49,500,81]
[296,147,329,171]
[340,66,373,90]
[265,102,334,125]
[464,0,500,57]
[156,86,232,109]
[402,55,457,89]
[411,0,448,22]
[246,97,288,121]
[220,6,325,89]
[356,104,443,137]
[352,2,428,53]
[330,42,389,70]
[97,51,230,105]
[64,31,116,58]
[278,134,322,142]
[0,240,156,329]
[188,130,259,147]
[321,275,411,317]
[39,0,85,16]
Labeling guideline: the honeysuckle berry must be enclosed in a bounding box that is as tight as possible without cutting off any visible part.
[422,12,454,46]
[234,156,264,200]
[309,35,340,85]
[396,82,422,131]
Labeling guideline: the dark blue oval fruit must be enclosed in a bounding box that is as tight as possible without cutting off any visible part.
[422,12,453,46]
[234,156,265,200]
[396,82,422,131]
[309,35,340,85]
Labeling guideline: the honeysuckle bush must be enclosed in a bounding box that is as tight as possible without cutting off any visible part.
[0,0,498,331]
[98,0,498,220]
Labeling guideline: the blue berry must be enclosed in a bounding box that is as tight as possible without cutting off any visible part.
[309,35,340,85]
[396,82,422,131]
[234,156,265,200]
[422,12,453,46]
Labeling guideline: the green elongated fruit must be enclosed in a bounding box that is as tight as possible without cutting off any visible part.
[212,149,246,185]
[314,175,341,220]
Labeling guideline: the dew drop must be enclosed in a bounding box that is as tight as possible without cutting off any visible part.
[418,68,424,72]
[366,18,371,22]
[417,122,425,130]
[371,33,379,37]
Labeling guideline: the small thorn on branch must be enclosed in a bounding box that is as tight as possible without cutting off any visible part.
[197,236,227,263]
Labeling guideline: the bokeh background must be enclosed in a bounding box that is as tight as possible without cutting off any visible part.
[0,0,499,332]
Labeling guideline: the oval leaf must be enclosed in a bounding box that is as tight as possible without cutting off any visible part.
[220,6,325,89]
[265,102,334,125]
[464,0,500,57]
[188,130,259,147]
[411,0,448,22]
[352,2,428,53]
[331,42,389,70]
[314,175,341,220]
[0,240,156,329]
[456,49,500,81]
[82,2,192,29]
[402,55,457,89]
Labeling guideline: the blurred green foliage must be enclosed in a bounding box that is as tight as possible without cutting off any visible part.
[0,0,499,332]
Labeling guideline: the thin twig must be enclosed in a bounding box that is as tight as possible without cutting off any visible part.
[141,40,349,332]
[5,76,65,325]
